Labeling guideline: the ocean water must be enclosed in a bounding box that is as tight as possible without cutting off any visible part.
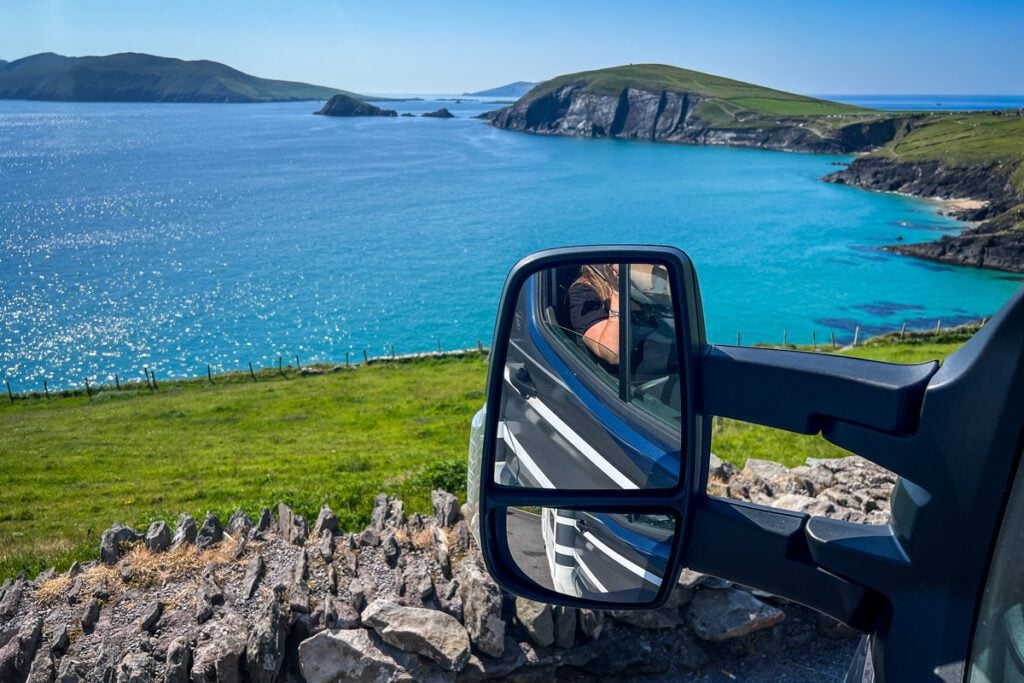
[820,94,1024,111]
[1,99,1020,390]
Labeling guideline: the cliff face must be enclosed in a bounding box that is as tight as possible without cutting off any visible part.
[826,158,1024,273]
[488,82,894,154]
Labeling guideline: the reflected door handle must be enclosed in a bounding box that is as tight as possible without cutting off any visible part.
[511,366,537,398]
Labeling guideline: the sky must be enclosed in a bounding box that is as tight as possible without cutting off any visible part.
[1,0,1022,95]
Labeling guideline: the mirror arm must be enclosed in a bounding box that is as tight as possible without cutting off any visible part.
[697,345,939,436]
[687,496,882,631]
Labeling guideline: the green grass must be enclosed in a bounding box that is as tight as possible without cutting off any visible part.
[0,355,487,579]
[523,63,872,118]
[0,330,974,579]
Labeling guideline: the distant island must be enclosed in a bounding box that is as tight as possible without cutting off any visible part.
[486,64,1024,273]
[463,81,537,98]
[0,52,358,103]
[315,94,397,117]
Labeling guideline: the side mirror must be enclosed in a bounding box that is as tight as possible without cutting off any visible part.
[474,246,706,608]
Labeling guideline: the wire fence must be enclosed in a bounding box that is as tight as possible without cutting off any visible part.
[2,339,491,403]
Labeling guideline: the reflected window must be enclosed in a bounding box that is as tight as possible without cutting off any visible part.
[540,263,681,429]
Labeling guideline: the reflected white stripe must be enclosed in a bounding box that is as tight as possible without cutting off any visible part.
[582,530,662,587]
[498,422,554,489]
[576,555,610,593]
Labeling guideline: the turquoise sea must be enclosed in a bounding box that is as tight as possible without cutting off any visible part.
[1,98,1020,390]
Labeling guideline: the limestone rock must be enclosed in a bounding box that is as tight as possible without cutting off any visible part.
[578,609,606,640]
[246,598,287,683]
[456,558,505,657]
[191,611,247,683]
[298,628,406,683]
[49,624,69,655]
[349,578,367,613]
[277,503,308,546]
[362,599,471,671]
[687,587,785,642]
[242,554,265,600]
[82,599,101,630]
[100,524,140,564]
[196,564,224,624]
[138,601,163,633]
[552,605,577,648]
[515,598,554,647]
[255,508,273,534]
[195,512,224,550]
[145,521,171,553]
[227,509,254,537]
[370,494,390,532]
[317,529,334,564]
[431,490,459,527]
[117,650,153,682]
[312,504,339,537]
[289,551,309,614]
[25,647,54,683]
[170,513,198,551]
[0,577,25,620]
[0,614,42,681]
[164,636,192,683]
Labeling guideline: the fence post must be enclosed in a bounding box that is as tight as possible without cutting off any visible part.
[900,322,907,339]
[115,373,121,390]
[935,320,942,334]
[853,326,860,347]
[207,364,214,384]
[5,380,12,403]
[150,369,158,390]
[295,355,301,372]
[278,355,283,376]
[391,344,396,359]
[831,329,837,349]
[981,317,988,326]
[44,380,50,399]
[363,349,369,364]
[249,361,257,381]
[84,377,91,397]
[345,351,350,367]
[736,331,741,347]
[812,331,817,350]
[437,340,442,353]
[477,339,483,353]
[783,329,788,347]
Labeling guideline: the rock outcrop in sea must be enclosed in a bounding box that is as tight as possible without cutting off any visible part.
[0,456,894,681]
[423,108,455,119]
[315,94,397,117]
[487,82,896,154]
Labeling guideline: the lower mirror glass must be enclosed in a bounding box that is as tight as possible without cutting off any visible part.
[505,506,675,603]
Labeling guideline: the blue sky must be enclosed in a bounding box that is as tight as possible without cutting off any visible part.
[2,0,1022,95]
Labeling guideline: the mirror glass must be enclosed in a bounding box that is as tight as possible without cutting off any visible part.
[505,506,675,603]
[494,261,683,490]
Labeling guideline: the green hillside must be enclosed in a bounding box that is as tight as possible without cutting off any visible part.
[0,52,359,103]
[524,63,874,119]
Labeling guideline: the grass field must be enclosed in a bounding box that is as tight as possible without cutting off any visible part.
[0,334,969,579]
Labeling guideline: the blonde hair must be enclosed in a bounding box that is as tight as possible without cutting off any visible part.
[574,264,617,303]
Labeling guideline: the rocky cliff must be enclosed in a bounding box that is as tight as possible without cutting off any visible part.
[825,157,1024,272]
[488,82,896,154]
[315,94,397,117]
[0,457,890,682]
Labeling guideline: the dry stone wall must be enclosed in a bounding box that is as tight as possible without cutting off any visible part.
[0,456,893,682]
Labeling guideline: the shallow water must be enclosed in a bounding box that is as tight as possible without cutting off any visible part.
[0,99,1019,389]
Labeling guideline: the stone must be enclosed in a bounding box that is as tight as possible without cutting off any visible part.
[431,489,460,527]
[456,558,505,658]
[196,564,224,624]
[246,598,287,683]
[191,611,247,683]
[370,494,390,532]
[117,650,153,682]
[340,542,360,574]
[324,597,360,629]
[164,637,191,683]
[25,647,54,683]
[349,578,367,613]
[277,503,308,546]
[552,605,577,648]
[289,552,309,614]
[515,598,554,647]
[382,532,399,567]
[317,529,334,564]
[242,554,265,600]
[49,624,69,655]
[315,94,398,118]
[138,601,163,633]
[312,504,339,537]
[33,567,56,586]
[0,614,42,682]
[227,509,254,536]
[358,527,380,548]
[298,629,406,683]
[326,563,338,595]
[100,524,141,564]
[362,599,471,672]
[432,526,452,579]
[145,521,171,553]
[233,536,247,560]
[687,587,785,642]
[0,577,25,620]
[255,508,273,533]
[578,609,606,640]
[196,512,224,550]
[81,599,101,630]
[170,513,198,551]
